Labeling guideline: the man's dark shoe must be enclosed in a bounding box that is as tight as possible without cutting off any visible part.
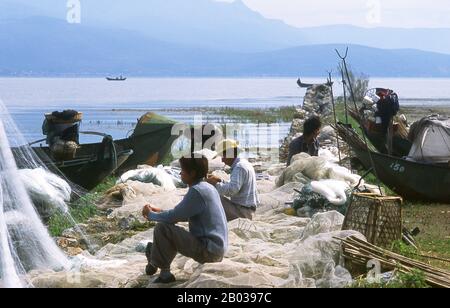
[144,242,157,276]
[145,263,158,276]
[153,273,176,284]
[145,242,153,262]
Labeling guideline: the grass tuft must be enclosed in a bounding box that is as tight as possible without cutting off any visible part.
[47,177,117,237]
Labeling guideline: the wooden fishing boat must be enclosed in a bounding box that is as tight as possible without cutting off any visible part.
[15,112,178,191]
[16,133,133,191]
[106,76,127,81]
[335,123,450,203]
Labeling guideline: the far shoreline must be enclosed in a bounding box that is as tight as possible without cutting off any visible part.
[4,76,450,80]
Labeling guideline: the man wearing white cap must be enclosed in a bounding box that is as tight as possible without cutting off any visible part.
[207,139,259,221]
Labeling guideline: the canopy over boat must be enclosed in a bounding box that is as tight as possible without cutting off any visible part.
[408,116,450,164]
[114,112,179,173]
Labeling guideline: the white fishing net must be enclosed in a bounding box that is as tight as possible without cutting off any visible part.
[27,170,365,289]
[19,168,71,218]
[276,152,361,188]
[0,101,69,288]
[26,147,368,288]
[29,209,362,289]
[171,149,226,172]
[276,153,326,187]
[310,180,350,206]
[300,211,345,240]
[258,182,301,211]
[266,163,286,177]
[105,165,231,222]
[172,212,363,288]
[117,165,178,190]
[256,179,277,194]
[106,181,187,222]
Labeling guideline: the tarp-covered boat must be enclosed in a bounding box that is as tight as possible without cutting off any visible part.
[114,112,179,173]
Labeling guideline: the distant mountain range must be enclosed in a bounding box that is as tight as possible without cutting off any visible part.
[6,0,450,54]
[2,17,450,77]
[2,0,450,77]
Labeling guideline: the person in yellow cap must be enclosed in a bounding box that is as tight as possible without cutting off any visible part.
[207,139,259,221]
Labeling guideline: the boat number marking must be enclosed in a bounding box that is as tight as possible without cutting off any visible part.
[390,162,405,173]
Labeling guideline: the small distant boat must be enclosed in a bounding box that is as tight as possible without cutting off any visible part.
[106,76,127,81]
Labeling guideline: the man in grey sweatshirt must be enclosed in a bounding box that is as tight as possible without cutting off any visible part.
[142,155,228,284]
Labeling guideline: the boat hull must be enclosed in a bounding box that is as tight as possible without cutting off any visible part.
[353,146,450,203]
[24,140,132,191]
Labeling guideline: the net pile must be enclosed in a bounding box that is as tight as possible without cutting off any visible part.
[28,178,365,288]
[276,153,360,188]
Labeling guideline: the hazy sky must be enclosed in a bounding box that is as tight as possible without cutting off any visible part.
[219,0,450,28]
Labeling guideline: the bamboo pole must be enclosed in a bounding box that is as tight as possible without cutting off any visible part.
[337,236,450,288]
[327,72,342,164]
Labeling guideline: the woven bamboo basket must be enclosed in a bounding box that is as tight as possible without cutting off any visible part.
[342,193,403,248]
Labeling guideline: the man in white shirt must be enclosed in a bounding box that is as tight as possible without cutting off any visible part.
[207,139,259,221]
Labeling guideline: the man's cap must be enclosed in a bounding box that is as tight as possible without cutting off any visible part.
[216,139,239,155]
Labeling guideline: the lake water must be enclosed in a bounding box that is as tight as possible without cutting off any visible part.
[1,77,450,145]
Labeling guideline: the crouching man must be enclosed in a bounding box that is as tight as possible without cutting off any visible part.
[142,155,228,284]
[287,116,322,166]
[207,139,259,222]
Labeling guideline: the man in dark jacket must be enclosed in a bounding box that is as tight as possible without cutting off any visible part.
[287,116,322,166]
